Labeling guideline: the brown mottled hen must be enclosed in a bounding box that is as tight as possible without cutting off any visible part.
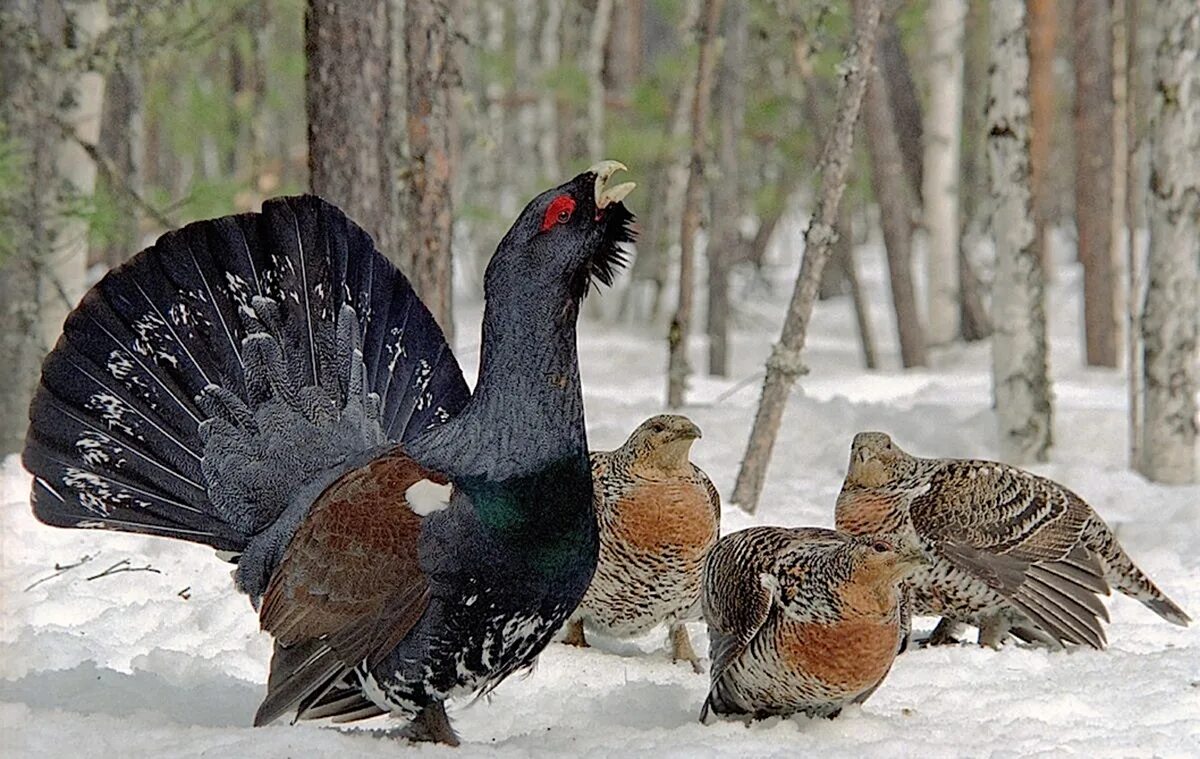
[835,432,1191,650]
[700,526,924,721]
[562,415,719,671]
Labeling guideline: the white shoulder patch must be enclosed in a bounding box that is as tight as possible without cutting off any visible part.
[406,479,453,516]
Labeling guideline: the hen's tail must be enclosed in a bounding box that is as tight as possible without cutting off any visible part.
[23,195,469,559]
[1083,515,1190,626]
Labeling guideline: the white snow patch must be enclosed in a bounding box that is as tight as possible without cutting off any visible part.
[405,479,453,516]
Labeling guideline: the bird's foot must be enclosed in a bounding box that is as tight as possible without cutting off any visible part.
[669,623,704,674]
[919,618,965,647]
[561,618,589,648]
[397,703,459,747]
[977,617,1011,650]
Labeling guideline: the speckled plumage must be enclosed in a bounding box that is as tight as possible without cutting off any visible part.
[835,432,1191,650]
[700,527,922,721]
[564,415,719,670]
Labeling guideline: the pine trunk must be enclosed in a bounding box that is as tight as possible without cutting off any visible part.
[667,0,725,407]
[1028,0,1056,278]
[878,17,923,203]
[94,0,143,268]
[1074,0,1119,367]
[922,0,965,345]
[732,0,884,512]
[404,0,457,340]
[988,0,1053,464]
[863,23,927,368]
[707,1,746,377]
[1139,0,1198,484]
[305,1,402,261]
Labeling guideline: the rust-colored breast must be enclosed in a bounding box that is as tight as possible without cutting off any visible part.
[836,491,900,536]
[774,614,900,694]
[611,479,718,556]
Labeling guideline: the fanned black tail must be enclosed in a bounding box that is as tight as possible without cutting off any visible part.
[23,195,469,556]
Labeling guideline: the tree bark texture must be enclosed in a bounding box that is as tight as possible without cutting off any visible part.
[1028,0,1056,278]
[305,1,402,264]
[1074,0,1119,367]
[0,0,106,454]
[863,20,927,368]
[922,0,965,345]
[666,0,725,408]
[878,15,923,204]
[95,0,143,269]
[707,0,746,378]
[988,0,1053,465]
[404,0,457,340]
[731,0,884,512]
[1139,0,1199,484]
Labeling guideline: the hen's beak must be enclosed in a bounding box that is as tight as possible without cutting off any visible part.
[589,160,636,209]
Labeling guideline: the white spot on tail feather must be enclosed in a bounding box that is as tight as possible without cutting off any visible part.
[406,479,452,516]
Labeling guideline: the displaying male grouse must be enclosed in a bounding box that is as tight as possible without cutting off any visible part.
[562,414,718,671]
[835,432,1191,649]
[21,162,636,744]
[701,527,924,721]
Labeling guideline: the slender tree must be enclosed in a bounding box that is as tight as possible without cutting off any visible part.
[1074,0,1119,367]
[862,8,927,368]
[1028,0,1056,278]
[666,0,725,407]
[95,0,143,269]
[732,0,884,512]
[922,0,965,346]
[1139,0,1198,484]
[988,0,1052,464]
[707,0,747,377]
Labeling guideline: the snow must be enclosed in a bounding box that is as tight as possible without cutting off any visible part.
[3,228,1199,757]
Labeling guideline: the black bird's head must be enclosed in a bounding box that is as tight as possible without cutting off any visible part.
[485,161,636,307]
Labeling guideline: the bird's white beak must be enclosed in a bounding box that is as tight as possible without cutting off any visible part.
[588,160,636,209]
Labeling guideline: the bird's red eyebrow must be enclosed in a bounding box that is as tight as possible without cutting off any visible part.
[540,195,576,232]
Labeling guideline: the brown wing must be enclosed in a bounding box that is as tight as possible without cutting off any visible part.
[692,464,722,526]
[253,447,444,725]
[911,461,1111,648]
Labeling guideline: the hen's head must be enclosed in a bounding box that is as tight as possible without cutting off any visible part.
[486,161,636,308]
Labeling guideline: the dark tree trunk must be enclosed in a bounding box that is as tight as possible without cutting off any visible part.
[94,0,143,268]
[667,0,725,407]
[707,0,746,377]
[1073,0,1118,367]
[862,26,927,368]
[1029,0,1056,278]
[877,15,923,204]
[404,0,457,340]
[305,1,402,265]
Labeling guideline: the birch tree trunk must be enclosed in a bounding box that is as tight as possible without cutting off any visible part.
[988,0,1053,464]
[585,0,613,162]
[537,0,562,180]
[863,19,927,369]
[667,0,725,408]
[0,0,107,454]
[922,0,965,346]
[1139,0,1198,484]
[707,0,746,378]
[732,0,884,512]
[1074,0,1119,367]
[95,0,142,268]
[404,0,457,340]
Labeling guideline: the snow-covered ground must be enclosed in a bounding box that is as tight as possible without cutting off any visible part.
[3,225,1198,757]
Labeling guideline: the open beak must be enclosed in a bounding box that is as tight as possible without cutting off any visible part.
[589,160,636,209]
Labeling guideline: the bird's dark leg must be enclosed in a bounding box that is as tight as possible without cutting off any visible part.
[669,623,703,673]
[923,617,964,647]
[561,618,589,647]
[398,702,459,747]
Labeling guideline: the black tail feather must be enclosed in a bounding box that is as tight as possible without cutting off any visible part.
[23,195,469,553]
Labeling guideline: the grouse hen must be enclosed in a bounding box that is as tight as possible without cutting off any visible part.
[835,432,1191,649]
[562,414,719,671]
[22,162,636,744]
[701,526,924,721]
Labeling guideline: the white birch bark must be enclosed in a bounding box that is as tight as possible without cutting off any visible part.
[987,0,1053,464]
[46,1,108,346]
[1139,0,1199,484]
[513,0,538,178]
[922,0,965,345]
[586,0,613,160]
